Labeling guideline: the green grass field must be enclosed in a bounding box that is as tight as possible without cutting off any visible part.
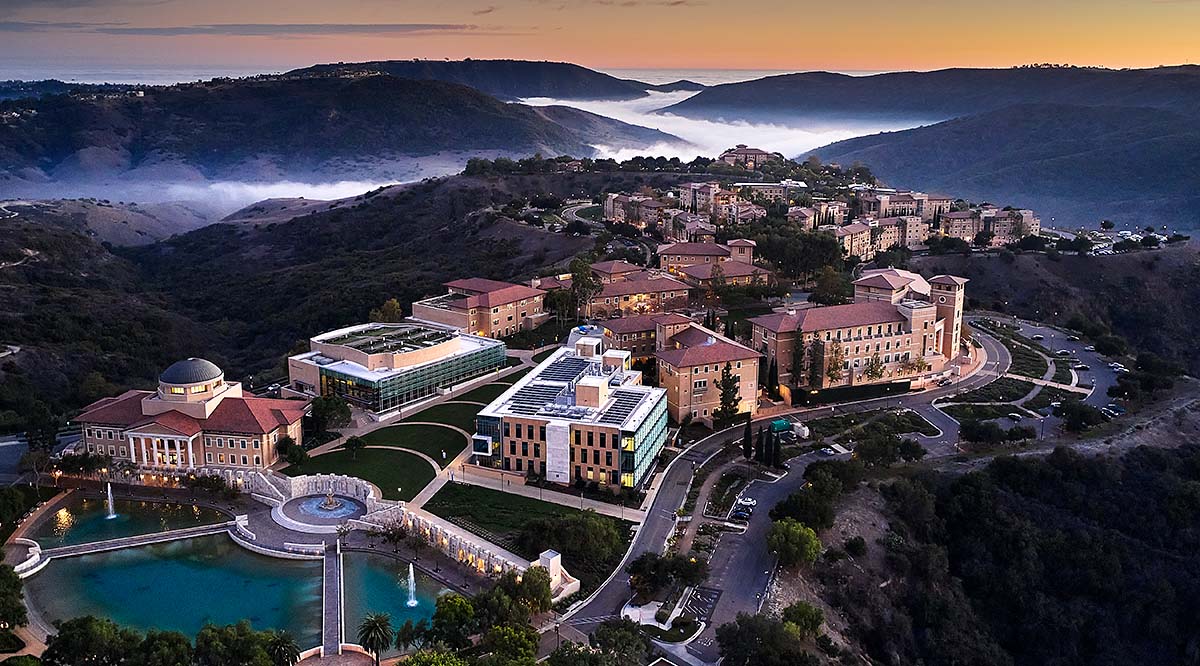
[401,402,481,433]
[357,424,468,467]
[457,382,513,404]
[953,377,1037,403]
[941,404,1031,422]
[284,448,435,501]
[423,483,581,539]
[532,347,559,363]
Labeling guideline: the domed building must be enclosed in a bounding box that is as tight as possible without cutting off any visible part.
[75,358,309,478]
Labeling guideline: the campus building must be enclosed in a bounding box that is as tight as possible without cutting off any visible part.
[471,337,669,491]
[288,322,506,416]
[584,274,690,319]
[76,358,308,474]
[748,269,967,391]
[657,239,756,275]
[411,278,546,338]
[599,312,693,360]
[656,324,760,426]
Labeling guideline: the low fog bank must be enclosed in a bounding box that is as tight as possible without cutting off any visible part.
[520,91,926,161]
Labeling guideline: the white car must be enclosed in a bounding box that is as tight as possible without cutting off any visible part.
[736,496,757,508]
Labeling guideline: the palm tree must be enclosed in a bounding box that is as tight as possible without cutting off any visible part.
[265,631,301,666]
[357,613,394,666]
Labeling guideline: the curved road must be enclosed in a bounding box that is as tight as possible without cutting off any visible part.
[562,329,1011,663]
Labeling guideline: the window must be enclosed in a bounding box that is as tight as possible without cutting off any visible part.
[503,422,510,437]
[599,433,607,448]
[592,450,600,465]
[240,440,247,449]
[538,426,546,440]
[206,452,213,463]
[218,454,225,463]
[526,425,534,439]
[190,384,206,394]
[253,440,260,449]
[170,387,185,395]
[534,443,540,458]
[509,443,516,455]
[516,459,523,472]
[254,455,261,466]
[241,455,248,465]
[587,431,594,446]
[119,447,126,456]
[605,451,613,466]
[521,442,528,456]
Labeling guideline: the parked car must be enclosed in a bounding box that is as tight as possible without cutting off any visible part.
[730,509,752,521]
[1006,413,1025,421]
[1031,334,1045,341]
[1056,349,1073,356]
[1073,364,1090,372]
[736,496,757,508]
[1084,345,1096,352]
[1067,335,1081,341]
[819,447,836,456]
[937,378,953,387]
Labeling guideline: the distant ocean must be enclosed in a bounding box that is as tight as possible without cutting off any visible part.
[0,62,888,86]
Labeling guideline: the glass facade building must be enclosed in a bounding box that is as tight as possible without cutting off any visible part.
[318,340,505,413]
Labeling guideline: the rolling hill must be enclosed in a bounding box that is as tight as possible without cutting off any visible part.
[0,74,682,187]
[810,104,1200,228]
[657,65,1200,123]
[287,59,703,101]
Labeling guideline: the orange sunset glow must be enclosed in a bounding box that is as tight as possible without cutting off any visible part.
[1,0,1198,73]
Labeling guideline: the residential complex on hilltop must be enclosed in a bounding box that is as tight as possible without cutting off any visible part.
[76,358,308,478]
[287,322,507,417]
[749,268,966,395]
[656,323,761,426]
[471,337,668,491]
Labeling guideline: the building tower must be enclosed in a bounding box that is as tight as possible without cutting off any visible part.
[928,275,968,359]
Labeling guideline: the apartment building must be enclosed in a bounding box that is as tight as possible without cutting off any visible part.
[657,239,756,274]
[814,200,849,226]
[940,207,1040,246]
[859,192,919,218]
[600,312,693,360]
[77,358,307,475]
[678,182,721,214]
[412,278,546,338]
[584,274,690,319]
[835,222,873,260]
[718,144,775,169]
[716,202,767,225]
[678,261,774,290]
[288,322,506,415]
[749,268,967,391]
[471,338,669,491]
[732,179,807,201]
[836,216,931,260]
[787,206,817,229]
[656,324,760,426]
[666,211,716,243]
[589,260,645,283]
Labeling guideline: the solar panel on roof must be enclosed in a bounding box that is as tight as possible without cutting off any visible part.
[539,357,592,383]
[598,390,644,425]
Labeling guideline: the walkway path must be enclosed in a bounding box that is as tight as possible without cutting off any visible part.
[322,544,344,657]
[39,521,233,560]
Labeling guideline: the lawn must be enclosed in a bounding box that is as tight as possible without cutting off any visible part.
[424,483,633,593]
[532,347,559,363]
[575,205,603,221]
[356,424,468,468]
[458,382,514,404]
[941,404,1032,422]
[402,402,481,434]
[1051,362,1075,385]
[953,377,1037,403]
[424,482,580,542]
[283,448,435,501]
[1025,386,1084,412]
[502,321,572,350]
[1007,343,1049,379]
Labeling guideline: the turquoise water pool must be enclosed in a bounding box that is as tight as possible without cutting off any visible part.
[342,552,444,656]
[28,496,228,548]
[23,535,323,645]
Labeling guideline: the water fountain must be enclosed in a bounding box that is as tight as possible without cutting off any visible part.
[104,483,117,520]
[406,563,418,607]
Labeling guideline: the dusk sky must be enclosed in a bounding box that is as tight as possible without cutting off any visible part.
[2,0,1198,75]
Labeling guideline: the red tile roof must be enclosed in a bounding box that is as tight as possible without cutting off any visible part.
[76,390,308,436]
[445,278,544,308]
[658,242,731,257]
[656,325,759,368]
[597,276,688,298]
[590,260,644,277]
[601,313,692,335]
[750,301,908,334]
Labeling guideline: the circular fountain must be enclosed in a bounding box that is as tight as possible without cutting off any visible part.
[275,485,367,532]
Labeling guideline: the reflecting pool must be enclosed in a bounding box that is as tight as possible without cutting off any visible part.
[342,552,445,656]
[28,496,228,548]
[23,535,322,645]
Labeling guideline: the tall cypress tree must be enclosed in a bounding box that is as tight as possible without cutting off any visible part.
[767,358,780,399]
[754,426,765,464]
[772,430,783,467]
[742,416,753,459]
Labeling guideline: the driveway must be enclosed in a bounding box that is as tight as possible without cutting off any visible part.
[561,328,1010,662]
